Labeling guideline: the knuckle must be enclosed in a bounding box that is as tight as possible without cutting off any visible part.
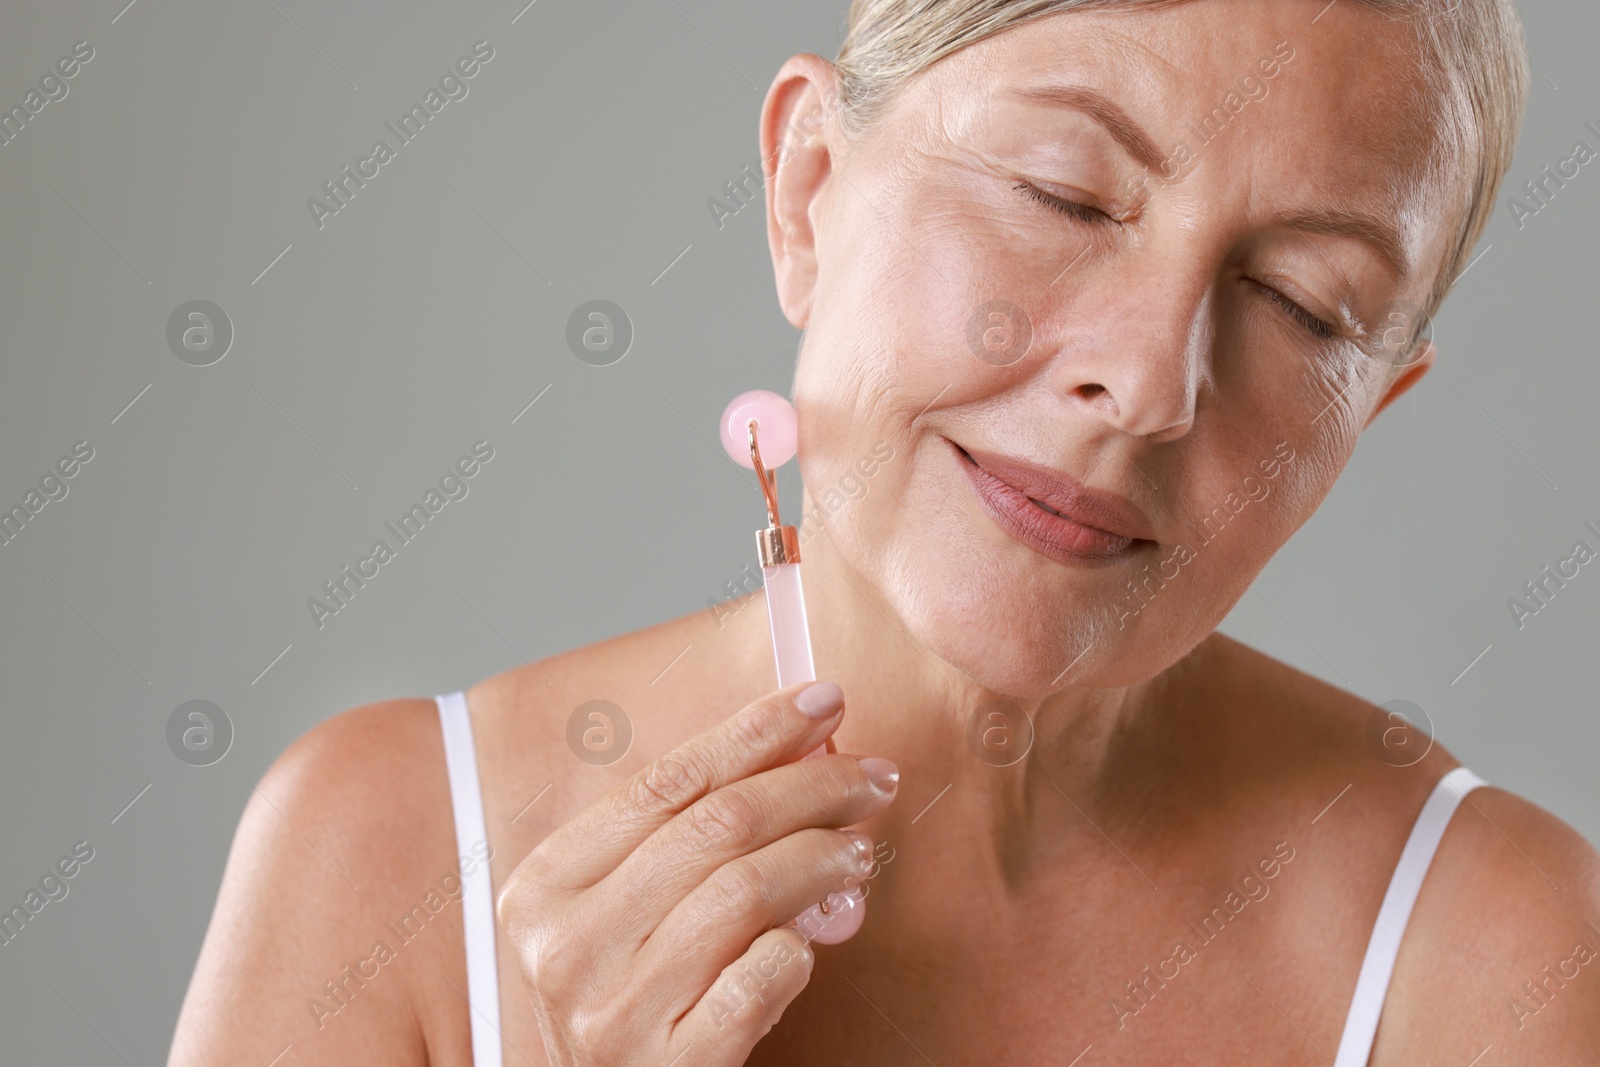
[727,700,784,751]
[567,1008,621,1059]
[712,937,810,1035]
[687,787,767,853]
[528,926,585,995]
[705,857,775,915]
[630,752,709,815]
[495,870,540,935]
[494,879,524,932]
[564,1015,600,1056]
[808,753,865,806]
[496,850,563,935]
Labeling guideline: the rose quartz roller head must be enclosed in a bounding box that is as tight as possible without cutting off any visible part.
[719,390,866,945]
[790,883,867,945]
[721,390,798,472]
[719,391,814,692]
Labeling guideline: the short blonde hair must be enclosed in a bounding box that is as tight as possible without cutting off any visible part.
[832,0,1529,327]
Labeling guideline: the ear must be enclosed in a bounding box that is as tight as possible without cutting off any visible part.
[1364,337,1436,428]
[760,54,841,330]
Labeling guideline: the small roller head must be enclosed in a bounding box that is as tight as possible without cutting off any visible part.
[721,390,798,471]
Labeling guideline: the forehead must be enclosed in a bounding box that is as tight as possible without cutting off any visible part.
[889,0,1463,285]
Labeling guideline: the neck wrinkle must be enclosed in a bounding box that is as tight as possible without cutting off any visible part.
[761,486,1176,884]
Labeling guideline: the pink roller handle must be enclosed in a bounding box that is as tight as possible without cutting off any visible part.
[763,561,828,760]
[763,562,815,688]
[721,390,866,945]
[768,559,867,944]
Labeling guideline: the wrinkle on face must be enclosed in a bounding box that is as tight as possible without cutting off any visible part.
[784,0,1467,698]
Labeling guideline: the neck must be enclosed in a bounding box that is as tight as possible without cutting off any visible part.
[720,498,1201,892]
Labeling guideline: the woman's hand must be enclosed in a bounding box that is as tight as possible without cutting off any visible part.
[496,679,898,1066]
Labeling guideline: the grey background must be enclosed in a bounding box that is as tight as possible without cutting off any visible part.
[0,0,1594,1061]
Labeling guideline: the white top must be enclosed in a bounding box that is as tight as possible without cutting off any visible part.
[435,690,504,1067]
[1332,764,1487,1064]
[433,691,1486,1065]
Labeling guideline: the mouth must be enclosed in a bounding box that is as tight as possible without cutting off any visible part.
[946,436,1157,564]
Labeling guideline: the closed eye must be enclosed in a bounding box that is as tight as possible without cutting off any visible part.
[1250,280,1338,341]
[1014,181,1114,225]
[1014,178,1338,341]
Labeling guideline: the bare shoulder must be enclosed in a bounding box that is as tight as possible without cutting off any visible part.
[424,608,749,1066]
[171,603,746,1066]
[170,697,472,1067]
[1185,633,1461,794]
[461,603,742,855]
[1378,783,1600,1062]
[1193,636,1600,1060]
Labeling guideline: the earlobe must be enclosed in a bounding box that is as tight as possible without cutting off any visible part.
[1365,338,1437,427]
[760,54,839,330]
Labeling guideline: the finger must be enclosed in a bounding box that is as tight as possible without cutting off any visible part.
[601,752,895,939]
[638,825,875,1010]
[668,926,814,1064]
[529,680,847,890]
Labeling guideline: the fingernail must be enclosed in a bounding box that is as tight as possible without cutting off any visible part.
[858,757,899,793]
[796,680,844,719]
[842,829,874,866]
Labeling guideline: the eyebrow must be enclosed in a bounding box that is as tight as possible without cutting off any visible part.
[1006,83,1411,281]
[1270,208,1411,282]
[1007,83,1168,173]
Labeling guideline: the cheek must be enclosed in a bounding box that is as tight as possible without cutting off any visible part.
[792,192,1007,504]
[900,190,1068,351]
[821,159,1056,373]
[1168,442,1327,589]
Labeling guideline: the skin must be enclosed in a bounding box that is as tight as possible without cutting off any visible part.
[168,2,1600,1064]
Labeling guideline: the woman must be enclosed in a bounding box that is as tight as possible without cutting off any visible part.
[169,0,1600,1063]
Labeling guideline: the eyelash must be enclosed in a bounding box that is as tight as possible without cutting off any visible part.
[1013,181,1112,225]
[1015,181,1339,342]
[1251,281,1338,340]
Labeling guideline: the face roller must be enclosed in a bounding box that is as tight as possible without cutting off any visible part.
[719,390,868,945]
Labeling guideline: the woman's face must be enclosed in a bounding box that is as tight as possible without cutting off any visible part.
[773,0,1461,697]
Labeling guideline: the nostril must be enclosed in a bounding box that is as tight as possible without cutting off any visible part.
[1077,383,1108,401]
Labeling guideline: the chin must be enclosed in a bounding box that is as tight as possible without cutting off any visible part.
[870,527,1188,699]
[812,432,1237,697]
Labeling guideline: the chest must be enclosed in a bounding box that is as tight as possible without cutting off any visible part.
[469,797,1391,1067]
[748,912,1358,1065]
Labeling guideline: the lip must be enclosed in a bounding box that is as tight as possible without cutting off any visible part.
[948,436,1157,563]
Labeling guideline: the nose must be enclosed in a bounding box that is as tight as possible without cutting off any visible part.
[1042,263,1210,444]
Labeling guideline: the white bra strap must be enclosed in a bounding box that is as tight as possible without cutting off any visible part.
[436,691,504,1067]
[1332,765,1487,1066]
